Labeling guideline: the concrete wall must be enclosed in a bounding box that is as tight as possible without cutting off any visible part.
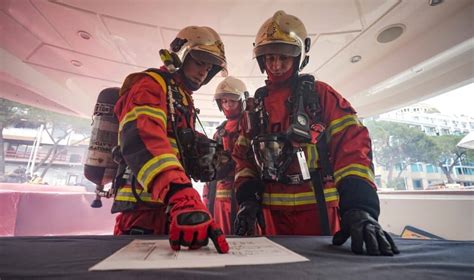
[379,191,474,240]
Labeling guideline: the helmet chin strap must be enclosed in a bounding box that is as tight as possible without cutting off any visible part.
[178,69,202,91]
[185,79,201,91]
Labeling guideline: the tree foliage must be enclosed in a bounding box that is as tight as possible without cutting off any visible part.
[0,98,90,180]
[365,119,472,187]
[366,120,438,185]
[428,134,474,183]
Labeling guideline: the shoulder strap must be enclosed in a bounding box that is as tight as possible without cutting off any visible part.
[252,86,269,135]
[296,74,321,123]
[216,120,227,130]
[295,75,332,235]
[215,120,227,144]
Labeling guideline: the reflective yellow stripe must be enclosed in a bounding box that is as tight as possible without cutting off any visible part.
[168,137,179,155]
[144,71,167,94]
[115,186,162,203]
[235,168,258,180]
[137,153,183,191]
[323,187,340,202]
[262,192,316,206]
[236,135,250,147]
[305,143,319,169]
[216,189,232,198]
[327,115,362,137]
[262,188,339,206]
[146,71,190,110]
[334,163,375,184]
[119,105,167,132]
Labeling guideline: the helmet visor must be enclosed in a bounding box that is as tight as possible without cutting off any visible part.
[254,42,300,58]
[214,92,242,101]
[190,49,226,68]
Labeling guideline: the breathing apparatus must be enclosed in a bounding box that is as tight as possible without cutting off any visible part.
[248,10,321,183]
[84,87,120,208]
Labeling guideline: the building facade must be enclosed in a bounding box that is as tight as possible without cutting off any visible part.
[2,125,93,190]
[371,104,474,190]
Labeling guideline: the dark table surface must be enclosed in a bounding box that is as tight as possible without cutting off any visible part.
[0,235,473,280]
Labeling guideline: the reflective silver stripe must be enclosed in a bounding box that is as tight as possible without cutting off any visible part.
[262,192,317,206]
[216,189,232,198]
[119,105,167,132]
[306,143,319,169]
[137,153,183,191]
[261,187,339,206]
[115,187,162,203]
[334,163,375,184]
[327,114,361,138]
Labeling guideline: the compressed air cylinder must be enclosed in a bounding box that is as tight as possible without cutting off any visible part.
[84,87,120,186]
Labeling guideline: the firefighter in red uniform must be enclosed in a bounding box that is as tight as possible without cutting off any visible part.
[203,76,247,234]
[112,26,229,253]
[233,11,399,256]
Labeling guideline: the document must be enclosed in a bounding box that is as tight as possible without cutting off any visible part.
[89,237,309,270]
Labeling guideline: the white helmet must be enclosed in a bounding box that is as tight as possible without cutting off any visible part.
[253,11,311,73]
[163,26,227,85]
[214,76,247,111]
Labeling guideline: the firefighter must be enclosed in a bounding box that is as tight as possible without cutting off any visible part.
[203,76,246,235]
[232,11,399,256]
[113,26,229,253]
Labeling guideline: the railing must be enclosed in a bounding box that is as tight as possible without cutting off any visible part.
[5,150,79,163]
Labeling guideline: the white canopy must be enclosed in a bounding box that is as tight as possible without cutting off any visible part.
[457,132,474,150]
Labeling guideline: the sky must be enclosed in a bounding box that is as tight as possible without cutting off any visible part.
[422,82,474,118]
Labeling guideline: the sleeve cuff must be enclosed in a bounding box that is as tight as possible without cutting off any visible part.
[338,176,380,219]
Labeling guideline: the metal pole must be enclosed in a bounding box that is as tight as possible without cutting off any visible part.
[30,124,44,175]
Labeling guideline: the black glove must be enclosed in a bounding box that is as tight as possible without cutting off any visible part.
[234,179,266,236]
[332,209,399,256]
[234,200,266,236]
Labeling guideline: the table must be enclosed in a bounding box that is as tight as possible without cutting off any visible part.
[0,235,472,279]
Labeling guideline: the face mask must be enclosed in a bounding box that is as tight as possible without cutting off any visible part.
[266,63,295,83]
[223,106,241,119]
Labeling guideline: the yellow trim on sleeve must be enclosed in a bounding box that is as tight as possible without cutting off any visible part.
[119,105,167,132]
[327,114,362,137]
[334,163,375,184]
[137,153,183,191]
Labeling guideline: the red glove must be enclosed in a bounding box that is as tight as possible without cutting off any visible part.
[167,187,229,253]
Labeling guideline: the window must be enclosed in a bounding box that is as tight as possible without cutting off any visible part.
[412,179,423,190]
[410,163,423,172]
[426,164,436,173]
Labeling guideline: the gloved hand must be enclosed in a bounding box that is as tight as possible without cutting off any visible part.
[332,209,400,256]
[234,200,266,236]
[167,187,229,253]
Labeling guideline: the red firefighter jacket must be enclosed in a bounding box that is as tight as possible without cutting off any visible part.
[215,118,239,200]
[233,78,375,212]
[112,67,195,212]
[214,118,240,234]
